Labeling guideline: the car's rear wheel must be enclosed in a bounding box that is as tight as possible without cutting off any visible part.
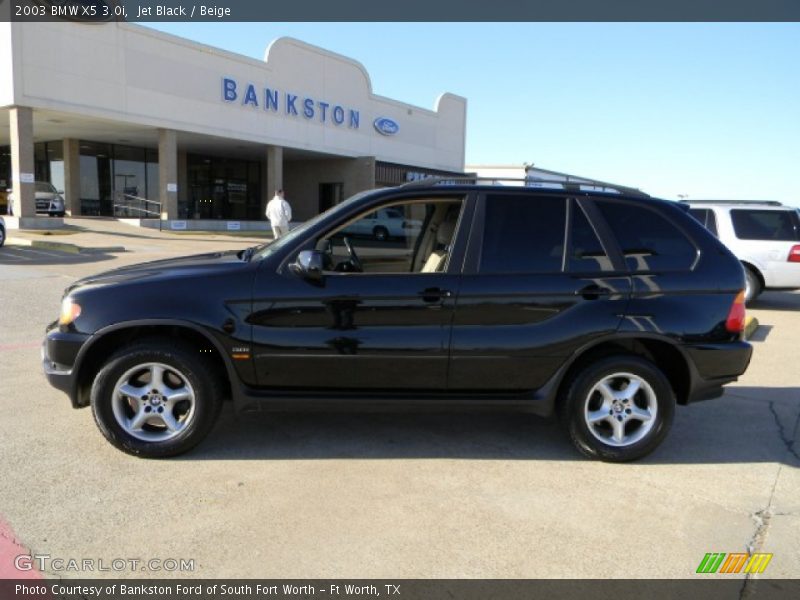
[560,355,675,462]
[91,340,223,458]
[744,266,762,304]
[373,226,389,241]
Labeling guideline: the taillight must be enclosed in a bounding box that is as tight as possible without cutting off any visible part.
[788,245,800,263]
[725,290,746,333]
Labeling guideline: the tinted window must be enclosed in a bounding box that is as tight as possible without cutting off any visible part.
[688,208,718,237]
[731,209,800,241]
[480,195,566,273]
[596,201,697,272]
[569,204,612,272]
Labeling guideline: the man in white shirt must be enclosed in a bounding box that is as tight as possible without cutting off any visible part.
[265,189,292,239]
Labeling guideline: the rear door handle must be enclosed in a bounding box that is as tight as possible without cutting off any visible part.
[420,287,453,303]
[577,284,612,300]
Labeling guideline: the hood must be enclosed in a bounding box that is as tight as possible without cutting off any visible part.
[67,250,251,295]
[35,192,61,200]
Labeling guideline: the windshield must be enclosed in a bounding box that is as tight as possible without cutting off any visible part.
[251,190,373,261]
[35,182,57,193]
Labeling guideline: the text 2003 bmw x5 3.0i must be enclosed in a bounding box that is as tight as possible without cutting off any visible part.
[42,181,753,461]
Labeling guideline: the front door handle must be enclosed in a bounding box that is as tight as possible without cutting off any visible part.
[420,287,453,303]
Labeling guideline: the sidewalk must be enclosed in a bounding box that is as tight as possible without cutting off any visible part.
[7,217,272,254]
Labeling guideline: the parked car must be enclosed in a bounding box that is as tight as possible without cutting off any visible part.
[43,181,752,461]
[7,182,66,217]
[340,206,422,241]
[0,215,5,248]
[684,200,800,303]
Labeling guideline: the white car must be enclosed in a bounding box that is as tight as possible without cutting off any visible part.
[7,182,66,217]
[341,206,421,241]
[685,200,800,302]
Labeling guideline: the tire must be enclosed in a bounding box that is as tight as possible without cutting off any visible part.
[373,226,389,242]
[0,225,5,248]
[743,266,762,304]
[90,340,223,458]
[559,355,675,462]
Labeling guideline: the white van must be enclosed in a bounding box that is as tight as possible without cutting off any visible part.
[684,200,800,303]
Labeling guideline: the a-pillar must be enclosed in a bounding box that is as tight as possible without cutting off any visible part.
[9,106,35,220]
[158,129,178,220]
[62,138,81,216]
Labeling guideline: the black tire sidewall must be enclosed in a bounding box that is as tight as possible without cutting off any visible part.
[563,356,675,462]
[91,343,221,458]
[744,267,761,303]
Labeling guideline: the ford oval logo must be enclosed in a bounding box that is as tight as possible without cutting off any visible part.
[373,117,399,136]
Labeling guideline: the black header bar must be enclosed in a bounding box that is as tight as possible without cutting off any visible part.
[2,0,800,22]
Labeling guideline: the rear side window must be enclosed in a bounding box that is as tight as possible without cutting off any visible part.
[688,208,718,237]
[569,204,612,272]
[730,209,800,241]
[596,201,697,272]
[480,194,566,273]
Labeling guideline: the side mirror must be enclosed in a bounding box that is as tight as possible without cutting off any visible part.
[290,250,326,284]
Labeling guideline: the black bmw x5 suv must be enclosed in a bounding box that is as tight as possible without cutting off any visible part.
[43,182,752,461]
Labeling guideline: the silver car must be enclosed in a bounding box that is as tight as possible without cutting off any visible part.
[7,182,66,217]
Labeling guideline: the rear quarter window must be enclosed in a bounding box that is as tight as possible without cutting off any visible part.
[688,208,718,237]
[730,209,800,241]
[596,201,698,272]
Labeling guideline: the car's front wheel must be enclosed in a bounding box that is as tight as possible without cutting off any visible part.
[560,355,675,462]
[373,226,389,241]
[91,340,223,458]
[0,225,5,248]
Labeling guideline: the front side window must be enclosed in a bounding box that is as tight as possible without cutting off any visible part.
[596,201,697,272]
[731,209,800,241]
[479,194,566,274]
[321,198,464,274]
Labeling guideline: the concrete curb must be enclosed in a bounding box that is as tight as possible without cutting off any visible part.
[7,237,125,255]
[744,315,759,340]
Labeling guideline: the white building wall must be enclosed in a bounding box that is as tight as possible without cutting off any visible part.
[0,22,15,108]
[9,21,466,172]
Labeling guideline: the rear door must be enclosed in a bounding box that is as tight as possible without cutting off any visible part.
[447,192,632,391]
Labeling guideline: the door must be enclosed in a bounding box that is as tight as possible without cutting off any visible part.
[249,195,469,390]
[448,193,632,391]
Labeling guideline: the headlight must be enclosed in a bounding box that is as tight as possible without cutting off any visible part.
[59,297,82,326]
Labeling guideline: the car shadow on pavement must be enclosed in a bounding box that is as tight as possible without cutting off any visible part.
[0,247,118,266]
[184,386,800,465]
[749,291,800,312]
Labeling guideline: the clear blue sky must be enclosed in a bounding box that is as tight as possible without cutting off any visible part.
[146,23,800,205]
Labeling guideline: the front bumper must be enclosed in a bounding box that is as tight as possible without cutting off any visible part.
[42,327,91,407]
[684,340,753,403]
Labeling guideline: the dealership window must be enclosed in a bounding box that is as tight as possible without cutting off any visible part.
[479,194,567,274]
[187,154,261,220]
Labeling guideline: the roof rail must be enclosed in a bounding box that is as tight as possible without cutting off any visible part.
[398,175,649,198]
[679,199,784,206]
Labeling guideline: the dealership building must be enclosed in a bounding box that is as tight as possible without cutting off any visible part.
[0,20,467,228]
